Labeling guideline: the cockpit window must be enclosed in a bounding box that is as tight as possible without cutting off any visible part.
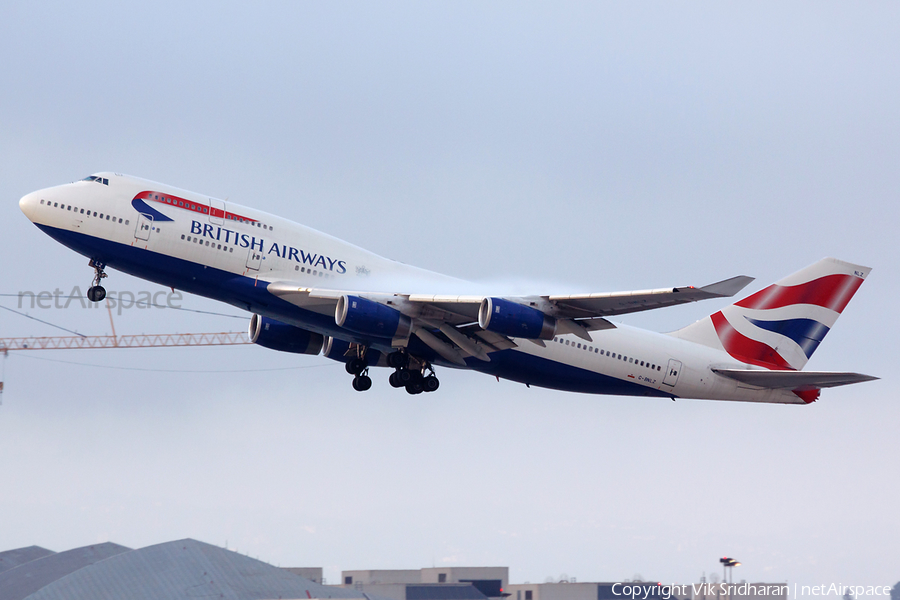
[82,175,109,185]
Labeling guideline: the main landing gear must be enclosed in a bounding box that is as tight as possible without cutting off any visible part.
[345,354,372,392]
[86,259,108,302]
[386,350,440,395]
[344,347,441,394]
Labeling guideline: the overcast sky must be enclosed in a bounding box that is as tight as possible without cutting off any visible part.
[1,1,898,590]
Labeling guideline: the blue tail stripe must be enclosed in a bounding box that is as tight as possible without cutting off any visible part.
[746,317,830,358]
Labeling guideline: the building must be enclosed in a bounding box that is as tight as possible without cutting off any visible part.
[0,542,130,600]
[0,540,789,600]
[340,567,510,600]
[0,546,56,574]
[285,567,325,584]
[0,539,377,600]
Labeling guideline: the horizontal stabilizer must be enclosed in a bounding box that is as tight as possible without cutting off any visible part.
[712,368,878,390]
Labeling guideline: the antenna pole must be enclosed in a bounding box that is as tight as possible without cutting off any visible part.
[0,347,7,404]
[105,298,118,346]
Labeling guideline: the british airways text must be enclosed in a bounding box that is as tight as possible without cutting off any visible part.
[190,220,347,273]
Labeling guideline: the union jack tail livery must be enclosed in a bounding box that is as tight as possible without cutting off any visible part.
[671,257,870,371]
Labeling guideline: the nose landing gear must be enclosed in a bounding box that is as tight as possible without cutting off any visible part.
[86,259,108,302]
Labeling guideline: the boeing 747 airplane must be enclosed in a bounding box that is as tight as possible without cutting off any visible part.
[18,173,877,402]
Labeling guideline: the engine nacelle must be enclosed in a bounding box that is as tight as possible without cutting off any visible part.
[322,336,388,367]
[248,314,325,355]
[323,336,353,362]
[335,295,412,340]
[478,297,557,340]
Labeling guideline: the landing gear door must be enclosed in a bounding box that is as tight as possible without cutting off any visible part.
[209,198,225,225]
[246,248,262,271]
[662,359,682,387]
[135,213,153,241]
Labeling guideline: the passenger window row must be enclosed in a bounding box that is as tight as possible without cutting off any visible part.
[41,199,129,225]
[181,234,235,252]
[151,193,274,232]
[226,213,273,231]
[156,194,210,216]
[552,336,662,372]
[294,265,335,279]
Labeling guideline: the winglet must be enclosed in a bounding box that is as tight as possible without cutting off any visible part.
[697,275,755,298]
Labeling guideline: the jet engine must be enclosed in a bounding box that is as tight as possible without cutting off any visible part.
[478,297,557,340]
[335,295,412,340]
[248,314,325,355]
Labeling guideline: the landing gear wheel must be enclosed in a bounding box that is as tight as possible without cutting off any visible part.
[390,356,440,395]
[423,375,440,393]
[352,374,372,392]
[87,285,107,303]
[389,371,405,388]
[346,357,367,376]
[387,351,409,369]
[396,368,413,385]
[404,369,425,394]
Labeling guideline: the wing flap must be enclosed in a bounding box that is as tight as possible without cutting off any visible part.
[266,282,341,316]
[469,328,518,350]
[406,295,483,322]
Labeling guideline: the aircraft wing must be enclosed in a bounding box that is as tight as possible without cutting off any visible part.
[267,274,753,325]
[402,275,754,334]
[266,274,754,361]
[712,368,879,390]
[544,275,754,318]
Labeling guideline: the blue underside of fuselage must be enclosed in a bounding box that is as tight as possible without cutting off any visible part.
[37,224,673,398]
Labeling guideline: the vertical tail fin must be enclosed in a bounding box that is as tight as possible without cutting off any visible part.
[670,258,870,370]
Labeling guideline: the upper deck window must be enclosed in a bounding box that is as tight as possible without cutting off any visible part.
[82,175,109,185]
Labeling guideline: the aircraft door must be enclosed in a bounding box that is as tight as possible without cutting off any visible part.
[246,248,262,271]
[209,198,225,225]
[135,213,153,241]
[662,359,682,387]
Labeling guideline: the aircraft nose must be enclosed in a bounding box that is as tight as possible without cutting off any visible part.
[19,190,41,221]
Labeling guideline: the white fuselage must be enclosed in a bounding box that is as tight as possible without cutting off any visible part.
[18,173,804,404]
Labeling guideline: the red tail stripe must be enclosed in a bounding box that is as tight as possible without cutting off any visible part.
[735,274,863,313]
[710,312,794,370]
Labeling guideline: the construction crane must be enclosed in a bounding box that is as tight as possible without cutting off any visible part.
[0,298,253,400]
[0,331,249,351]
[0,331,251,402]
